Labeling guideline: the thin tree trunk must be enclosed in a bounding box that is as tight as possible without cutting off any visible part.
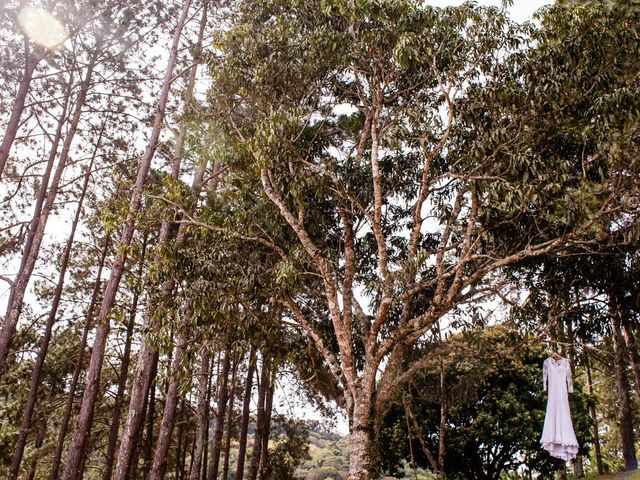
[584,355,604,475]
[9,152,96,480]
[61,2,193,476]
[0,40,40,179]
[0,76,72,376]
[565,316,584,479]
[249,356,268,480]
[235,348,256,480]
[610,295,638,471]
[222,356,239,480]
[258,362,276,479]
[202,360,213,480]
[150,329,189,480]
[621,320,640,398]
[114,0,207,470]
[103,236,148,480]
[24,419,47,480]
[190,350,212,480]
[437,354,447,480]
[142,375,157,480]
[49,234,111,480]
[207,350,232,480]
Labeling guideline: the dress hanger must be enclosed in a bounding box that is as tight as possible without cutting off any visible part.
[551,351,562,360]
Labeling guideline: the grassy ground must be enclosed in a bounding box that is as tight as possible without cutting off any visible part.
[592,472,640,480]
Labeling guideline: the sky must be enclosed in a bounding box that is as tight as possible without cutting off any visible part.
[428,0,552,22]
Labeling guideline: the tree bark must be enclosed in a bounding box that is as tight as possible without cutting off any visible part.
[258,361,276,479]
[150,329,189,480]
[235,348,256,480]
[621,320,640,399]
[207,350,232,480]
[114,0,207,471]
[249,356,268,480]
[142,375,157,480]
[190,349,212,480]
[610,295,638,471]
[222,356,239,480]
[9,152,96,480]
[48,234,110,480]
[103,235,148,480]
[584,355,604,475]
[61,2,193,477]
[0,40,40,180]
[347,428,372,480]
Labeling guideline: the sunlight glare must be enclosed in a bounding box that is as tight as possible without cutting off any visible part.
[18,6,68,49]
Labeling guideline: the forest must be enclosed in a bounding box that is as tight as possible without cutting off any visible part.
[0,0,639,479]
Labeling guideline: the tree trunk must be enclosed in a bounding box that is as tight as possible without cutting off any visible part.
[103,235,148,480]
[347,428,372,480]
[584,355,604,475]
[114,0,207,470]
[24,418,47,480]
[190,350,212,480]
[61,2,193,476]
[258,362,276,479]
[610,296,638,471]
[621,320,640,398]
[150,330,189,480]
[142,376,157,480]
[0,77,72,377]
[48,234,110,480]
[235,348,256,480]
[9,153,96,480]
[0,40,40,179]
[565,316,584,479]
[249,356,268,480]
[207,350,232,480]
[222,356,239,480]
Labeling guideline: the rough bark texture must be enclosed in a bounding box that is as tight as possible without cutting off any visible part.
[190,350,211,480]
[61,2,194,477]
[610,297,638,471]
[235,348,256,480]
[48,234,110,480]
[9,157,94,480]
[207,350,232,480]
[347,429,372,480]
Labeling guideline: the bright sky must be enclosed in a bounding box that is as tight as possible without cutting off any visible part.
[428,0,552,22]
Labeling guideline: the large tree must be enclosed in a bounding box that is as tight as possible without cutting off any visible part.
[205,1,639,478]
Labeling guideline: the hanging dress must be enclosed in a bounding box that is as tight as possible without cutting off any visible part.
[540,357,579,461]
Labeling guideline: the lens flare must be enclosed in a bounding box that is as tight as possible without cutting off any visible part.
[18,6,68,49]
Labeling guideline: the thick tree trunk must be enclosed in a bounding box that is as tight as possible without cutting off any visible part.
[222,357,239,480]
[610,297,638,471]
[48,234,110,480]
[207,350,232,480]
[190,350,212,480]
[9,155,95,480]
[150,330,189,480]
[347,428,372,480]
[103,236,148,480]
[0,41,40,179]
[235,348,256,480]
[584,355,604,475]
[249,356,269,480]
[61,2,193,477]
[0,78,71,377]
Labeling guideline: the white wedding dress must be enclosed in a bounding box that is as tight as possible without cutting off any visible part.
[540,357,579,461]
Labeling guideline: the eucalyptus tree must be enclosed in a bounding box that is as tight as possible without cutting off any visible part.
[205,1,640,477]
